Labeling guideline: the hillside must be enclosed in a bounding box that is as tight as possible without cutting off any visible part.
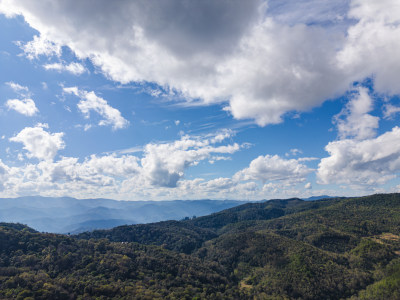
[1,194,400,299]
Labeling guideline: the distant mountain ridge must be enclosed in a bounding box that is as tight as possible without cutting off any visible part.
[0,195,340,233]
[301,195,340,201]
[0,196,245,233]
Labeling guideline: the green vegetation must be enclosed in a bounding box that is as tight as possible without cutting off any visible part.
[77,220,217,254]
[0,225,237,299]
[1,193,400,299]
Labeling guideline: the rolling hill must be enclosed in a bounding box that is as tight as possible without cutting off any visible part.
[1,193,399,299]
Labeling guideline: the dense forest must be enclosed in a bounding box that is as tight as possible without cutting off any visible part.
[1,193,400,299]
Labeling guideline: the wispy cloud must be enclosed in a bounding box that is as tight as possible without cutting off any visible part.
[64,87,129,130]
[44,62,87,75]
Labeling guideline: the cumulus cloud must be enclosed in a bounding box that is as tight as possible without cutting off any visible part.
[337,0,400,97]
[334,87,379,140]
[0,130,245,198]
[10,124,65,161]
[5,81,37,115]
[6,98,38,116]
[0,160,9,191]
[0,131,324,199]
[43,62,87,75]
[17,35,61,59]
[234,154,312,184]
[3,0,400,126]
[141,131,240,187]
[39,154,140,186]
[64,87,129,130]
[0,0,370,126]
[317,84,400,189]
[317,126,400,187]
[220,20,347,125]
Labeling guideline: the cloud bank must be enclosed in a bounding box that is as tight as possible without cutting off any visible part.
[1,128,259,198]
[318,127,400,187]
[2,0,399,126]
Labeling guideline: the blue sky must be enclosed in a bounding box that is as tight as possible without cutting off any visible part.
[0,0,400,200]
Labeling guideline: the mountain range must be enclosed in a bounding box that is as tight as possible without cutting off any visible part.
[0,196,244,234]
[1,193,399,299]
[0,195,337,234]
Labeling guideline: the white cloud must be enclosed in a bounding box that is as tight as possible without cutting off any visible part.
[40,154,140,186]
[234,154,312,184]
[291,149,302,156]
[64,87,129,130]
[43,62,87,75]
[0,153,139,198]
[316,84,400,189]
[0,130,246,198]
[6,98,38,116]
[141,132,240,187]
[304,182,312,189]
[5,82,37,116]
[286,148,302,157]
[317,126,400,187]
[218,19,348,126]
[383,104,400,119]
[334,87,379,140]
[2,0,400,127]
[0,125,338,200]
[0,159,9,191]
[2,1,400,199]
[209,156,231,164]
[62,86,79,96]
[17,35,61,59]
[10,124,65,161]
[6,81,29,95]
[209,129,234,143]
[337,0,400,95]
[0,0,354,126]
[203,177,235,190]
[83,124,91,131]
[4,0,400,126]
[176,178,261,200]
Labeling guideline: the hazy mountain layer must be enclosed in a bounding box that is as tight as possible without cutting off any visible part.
[0,196,244,233]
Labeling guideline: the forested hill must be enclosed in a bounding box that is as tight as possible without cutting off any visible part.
[1,194,400,299]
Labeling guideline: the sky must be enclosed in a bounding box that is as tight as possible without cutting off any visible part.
[0,0,400,200]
